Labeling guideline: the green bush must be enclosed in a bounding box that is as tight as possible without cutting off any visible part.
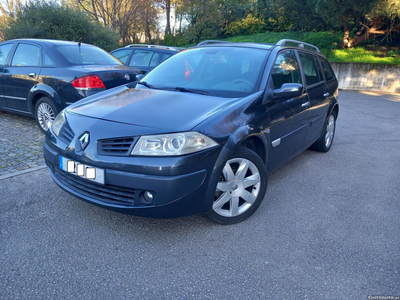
[225,14,266,37]
[4,1,120,51]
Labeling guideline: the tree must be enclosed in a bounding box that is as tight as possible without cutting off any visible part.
[74,0,156,44]
[3,1,120,51]
[0,0,23,41]
[311,0,400,48]
[175,0,226,44]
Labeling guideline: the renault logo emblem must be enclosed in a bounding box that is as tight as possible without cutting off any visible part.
[79,132,90,150]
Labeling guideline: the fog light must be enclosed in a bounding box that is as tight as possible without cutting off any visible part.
[143,191,154,203]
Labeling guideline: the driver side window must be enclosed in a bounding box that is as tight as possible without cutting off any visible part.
[271,51,301,89]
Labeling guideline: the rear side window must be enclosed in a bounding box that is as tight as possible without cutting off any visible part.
[129,50,154,67]
[12,44,41,67]
[0,44,13,65]
[298,52,322,86]
[161,53,172,62]
[320,57,335,81]
[112,49,131,64]
[149,52,159,67]
[271,50,301,90]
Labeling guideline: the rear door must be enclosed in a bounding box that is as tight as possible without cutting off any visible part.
[0,43,14,108]
[266,50,310,170]
[297,51,330,146]
[2,42,42,112]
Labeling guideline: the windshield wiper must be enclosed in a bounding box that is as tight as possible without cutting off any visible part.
[137,81,155,89]
[173,87,210,95]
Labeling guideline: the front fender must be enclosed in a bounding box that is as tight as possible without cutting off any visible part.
[203,125,270,211]
[28,84,62,114]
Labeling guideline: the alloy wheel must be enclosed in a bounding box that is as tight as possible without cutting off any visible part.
[213,157,261,217]
[37,102,55,131]
[325,114,335,148]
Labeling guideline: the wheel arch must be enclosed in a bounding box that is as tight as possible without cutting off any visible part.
[203,125,269,210]
[28,84,62,115]
[328,97,339,120]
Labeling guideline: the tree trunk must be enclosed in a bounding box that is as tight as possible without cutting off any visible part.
[341,16,400,48]
[165,0,171,35]
[341,17,351,48]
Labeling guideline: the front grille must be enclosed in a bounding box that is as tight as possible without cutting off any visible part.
[98,137,137,156]
[54,167,136,206]
[59,123,74,145]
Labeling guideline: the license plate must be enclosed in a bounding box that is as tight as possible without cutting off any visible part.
[59,156,105,185]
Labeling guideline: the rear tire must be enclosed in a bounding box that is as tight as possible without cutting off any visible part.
[309,111,337,152]
[35,97,58,134]
[205,147,268,225]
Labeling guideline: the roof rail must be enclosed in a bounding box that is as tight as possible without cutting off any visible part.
[276,39,320,53]
[197,40,232,46]
[124,44,181,51]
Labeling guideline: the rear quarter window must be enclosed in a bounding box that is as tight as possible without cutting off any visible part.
[320,57,335,81]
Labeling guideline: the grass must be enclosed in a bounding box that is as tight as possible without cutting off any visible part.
[205,31,400,64]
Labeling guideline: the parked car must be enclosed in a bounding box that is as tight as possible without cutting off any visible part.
[0,39,138,133]
[43,39,339,224]
[110,44,183,74]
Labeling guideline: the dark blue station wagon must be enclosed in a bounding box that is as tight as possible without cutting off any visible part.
[43,39,339,224]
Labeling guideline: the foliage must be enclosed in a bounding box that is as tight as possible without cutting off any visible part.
[225,13,265,36]
[3,1,120,51]
[175,0,224,44]
[258,0,327,32]
[225,31,400,64]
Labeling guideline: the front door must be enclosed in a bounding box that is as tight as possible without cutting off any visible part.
[265,50,310,170]
[2,43,42,112]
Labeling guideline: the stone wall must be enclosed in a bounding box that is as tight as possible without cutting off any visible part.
[330,62,400,93]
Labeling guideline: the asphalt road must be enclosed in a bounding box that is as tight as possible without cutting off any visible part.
[1,90,399,299]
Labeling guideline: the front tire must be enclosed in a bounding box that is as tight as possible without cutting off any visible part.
[205,147,268,225]
[35,97,58,134]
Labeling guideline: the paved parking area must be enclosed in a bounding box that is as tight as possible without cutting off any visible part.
[1,91,400,299]
[0,111,45,177]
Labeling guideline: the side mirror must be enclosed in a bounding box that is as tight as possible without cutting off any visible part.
[273,83,303,99]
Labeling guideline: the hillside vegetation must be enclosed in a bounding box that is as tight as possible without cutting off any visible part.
[224,32,400,64]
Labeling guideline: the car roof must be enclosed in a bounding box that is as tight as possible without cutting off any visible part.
[3,38,93,47]
[111,45,181,54]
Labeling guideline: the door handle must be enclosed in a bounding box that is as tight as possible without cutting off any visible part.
[323,92,330,97]
[301,101,310,107]
[28,73,36,77]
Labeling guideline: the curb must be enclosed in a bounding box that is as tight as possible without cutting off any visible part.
[0,165,47,180]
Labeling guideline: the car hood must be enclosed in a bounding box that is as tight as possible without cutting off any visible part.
[67,87,241,132]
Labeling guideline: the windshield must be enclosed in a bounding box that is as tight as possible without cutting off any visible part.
[56,44,122,66]
[141,47,270,97]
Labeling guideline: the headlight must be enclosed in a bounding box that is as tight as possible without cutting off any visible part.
[51,110,66,137]
[131,132,218,156]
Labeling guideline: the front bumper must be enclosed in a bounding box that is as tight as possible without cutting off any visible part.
[43,141,221,218]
